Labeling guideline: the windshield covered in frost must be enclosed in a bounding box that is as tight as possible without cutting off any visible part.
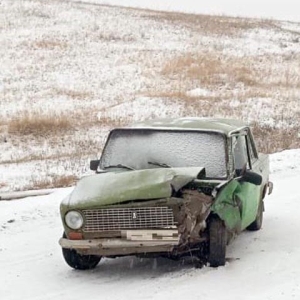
[100,129,227,178]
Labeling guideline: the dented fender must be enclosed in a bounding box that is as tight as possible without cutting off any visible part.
[212,179,261,232]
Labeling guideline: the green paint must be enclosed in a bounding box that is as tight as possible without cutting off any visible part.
[212,180,242,231]
[212,179,260,232]
[131,117,248,136]
[62,167,204,210]
[237,182,260,229]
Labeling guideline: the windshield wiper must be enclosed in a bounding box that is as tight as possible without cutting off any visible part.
[103,164,135,170]
[148,161,171,168]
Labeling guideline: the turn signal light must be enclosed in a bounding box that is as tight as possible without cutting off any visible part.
[68,232,83,240]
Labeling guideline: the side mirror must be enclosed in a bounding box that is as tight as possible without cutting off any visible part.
[239,170,262,186]
[90,160,100,171]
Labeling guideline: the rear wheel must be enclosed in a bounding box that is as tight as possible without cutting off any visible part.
[62,233,101,270]
[208,217,227,267]
[247,200,264,231]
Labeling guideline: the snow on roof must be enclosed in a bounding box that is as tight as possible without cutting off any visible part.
[128,117,248,136]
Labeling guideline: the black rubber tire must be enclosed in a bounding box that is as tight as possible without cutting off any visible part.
[247,200,264,231]
[208,217,227,267]
[62,233,101,270]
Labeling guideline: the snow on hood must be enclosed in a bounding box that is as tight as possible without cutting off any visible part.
[62,167,205,208]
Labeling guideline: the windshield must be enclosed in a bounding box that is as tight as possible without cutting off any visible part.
[100,129,227,178]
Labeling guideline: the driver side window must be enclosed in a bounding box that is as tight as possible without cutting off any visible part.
[232,135,249,175]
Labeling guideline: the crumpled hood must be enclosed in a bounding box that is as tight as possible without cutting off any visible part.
[62,167,205,209]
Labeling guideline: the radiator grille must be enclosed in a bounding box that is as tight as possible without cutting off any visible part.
[82,207,175,232]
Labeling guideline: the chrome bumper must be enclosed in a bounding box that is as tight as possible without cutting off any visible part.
[59,229,179,256]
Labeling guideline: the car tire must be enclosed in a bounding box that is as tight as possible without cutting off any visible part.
[208,217,227,267]
[62,233,101,270]
[247,199,264,231]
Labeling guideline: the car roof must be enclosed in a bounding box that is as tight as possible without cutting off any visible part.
[125,117,249,136]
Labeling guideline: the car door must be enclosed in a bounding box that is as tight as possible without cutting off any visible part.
[232,132,261,230]
[212,131,261,232]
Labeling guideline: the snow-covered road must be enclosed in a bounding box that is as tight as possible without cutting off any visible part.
[1,150,300,300]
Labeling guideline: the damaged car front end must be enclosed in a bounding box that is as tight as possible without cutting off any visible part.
[59,168,216,257]
[59,119,272,269]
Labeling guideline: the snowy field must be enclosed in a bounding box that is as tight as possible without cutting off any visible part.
[1,149,300,300]
[83,0,300,21]
[1,0,300,299]
[1,0,300,191]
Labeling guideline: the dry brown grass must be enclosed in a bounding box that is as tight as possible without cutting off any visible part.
[52,175,79,188]
[97,115,129,128]
[22,6,52,19]
[258,54,300,89]
[54,88,93,100]
[251,123,300,154]
[145,84,270,103]
[8,112,72,136]
[97,32,136,42]
[65,107,130,129]
[144,11,275,36]
[31,39,68,50]
[146,91,227,110]
[0,182,7,189]
[23,175,78,191]
[240,89,272,99]
[146,90,192,100]
[161,53,257,87]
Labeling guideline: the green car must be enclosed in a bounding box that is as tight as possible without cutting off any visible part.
[59,118,273,269]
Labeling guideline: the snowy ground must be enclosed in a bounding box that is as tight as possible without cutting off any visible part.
[1,149,300,300]
[84,0,300,22]
[1,0,300,298]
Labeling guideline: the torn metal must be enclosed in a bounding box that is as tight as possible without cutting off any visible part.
[61,167,206,210]
[177,190,213,245]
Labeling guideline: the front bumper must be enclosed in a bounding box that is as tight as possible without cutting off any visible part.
[59,229,180,256]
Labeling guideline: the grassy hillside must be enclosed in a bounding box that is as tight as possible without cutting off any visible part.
[1,0,300,191]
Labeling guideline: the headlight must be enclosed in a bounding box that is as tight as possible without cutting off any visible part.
[65,211,83,230]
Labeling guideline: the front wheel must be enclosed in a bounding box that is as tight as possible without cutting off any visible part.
[208,217,227,267]
[62,233,101,270]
